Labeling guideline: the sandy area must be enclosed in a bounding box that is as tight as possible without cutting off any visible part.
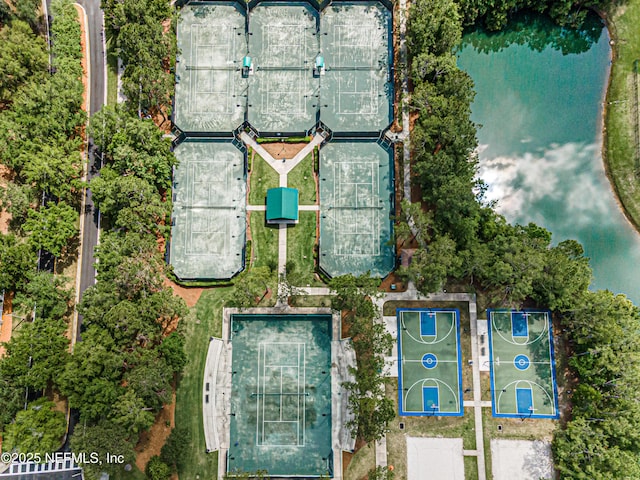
[0,164,12,234]
[406,437,465,480]
[162,277,203,308]
[74,4,89,114]
[491,439,555,480]
[0,293,13,357]
[261,142,308,159]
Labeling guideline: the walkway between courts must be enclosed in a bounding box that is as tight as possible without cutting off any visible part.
[239,132,325,303]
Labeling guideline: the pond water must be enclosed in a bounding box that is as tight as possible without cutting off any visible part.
[457,13,640,304]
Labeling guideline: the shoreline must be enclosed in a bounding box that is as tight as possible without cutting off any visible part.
[598,6,640,235]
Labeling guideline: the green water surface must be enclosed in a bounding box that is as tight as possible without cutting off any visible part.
[458,13,640,304]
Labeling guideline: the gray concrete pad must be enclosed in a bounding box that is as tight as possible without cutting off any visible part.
[491,439,555,480]
[406,437,465,480]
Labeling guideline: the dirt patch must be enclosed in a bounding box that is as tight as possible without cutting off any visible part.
[342,451,353,477]
[0,292,13,357]
[135,392,176,473]
[74,4,89,114]
[261,142,308,159]
[0,164,13,234]
[163,277,203,308]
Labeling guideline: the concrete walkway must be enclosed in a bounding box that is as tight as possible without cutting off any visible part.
[240,132,325,301]
[240,132,324,176]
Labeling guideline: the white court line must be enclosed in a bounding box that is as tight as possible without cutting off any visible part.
[190,24,233,114]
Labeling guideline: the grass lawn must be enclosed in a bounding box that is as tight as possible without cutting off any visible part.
[344,444,376,480]
[287,152,317,204]
[290,295,333,308]
[604,0,640,230]
[174,287,230,480]
[249,212,279,272]
[286,212,324,287]
[106,44,118,106]
[249,152,279,205]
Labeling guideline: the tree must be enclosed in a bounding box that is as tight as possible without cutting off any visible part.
[17,143,82,201]
[88,105,177,190]
[0,317,69,391]
[93,231,158,281]
[110,389,155,434]
[3,398,66,454]
[228,266,273,308]
[13,271,72,321]
[59,329,125,420]
[0,20,48,106]
[11,0,42,29]
[329,273,380,317]
[408,0,462,57]
[90,168,168,234]
[0,233,37,292]
[0,182,36,231]
[124,351,172,411]
[23,202,79,257]
[160,425,189,472]
[0,370,25,432]
[159,332,187,374]
[368,466,395,480]
[70,420,136,480]
[146,456,171,480]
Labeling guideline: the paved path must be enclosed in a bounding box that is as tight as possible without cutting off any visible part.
[73,0,106,345]
[468,298,487,480]
[240,133,325,301]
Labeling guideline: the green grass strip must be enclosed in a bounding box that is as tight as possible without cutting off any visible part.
[175,288,230,480]
[604,1,640,231]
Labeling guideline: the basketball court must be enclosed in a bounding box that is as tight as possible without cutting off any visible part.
[318,141,394,277]
[170,140,246,280]
[487,310,559,419]
[397,309,463,416]
[228,314,333,477]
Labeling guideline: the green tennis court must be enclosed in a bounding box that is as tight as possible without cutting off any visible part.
[170,140,246,280]
[247,3,318,134]
[174,3,247,133]
[318,141,394,277]
[228,314,333,477]
[397,309,463,416]
[320,2,393,132]
[487,310,559,419]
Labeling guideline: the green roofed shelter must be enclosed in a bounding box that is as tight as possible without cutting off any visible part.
[266,187,299,224]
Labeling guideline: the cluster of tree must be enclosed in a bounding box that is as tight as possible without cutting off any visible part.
[456,0,609,31]
[0,0,83,277]
[67,106,187,480]
[102,0,176,121]
[0,0,42,31]
[553,291,640,478]
[407,0,640,476]
[0,272,73,451]
[330,274,395,444]
[405,0,593,311]
[0,1,85,453]
[88,104,175,235]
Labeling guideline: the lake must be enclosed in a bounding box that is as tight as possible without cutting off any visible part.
[457,13,640,304]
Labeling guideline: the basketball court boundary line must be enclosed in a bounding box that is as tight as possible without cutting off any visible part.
[487,310,559,419]
[397,308,463,417]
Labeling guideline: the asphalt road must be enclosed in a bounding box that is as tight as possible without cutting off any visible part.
[75,0,106,341]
